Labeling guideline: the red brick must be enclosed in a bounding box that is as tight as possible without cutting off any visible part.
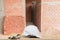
[4,16,25,35]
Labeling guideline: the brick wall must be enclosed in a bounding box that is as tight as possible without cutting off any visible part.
[41,0,60,36]
[4,0,26,35]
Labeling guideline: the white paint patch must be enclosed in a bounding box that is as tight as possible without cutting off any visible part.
[22,25,42,38]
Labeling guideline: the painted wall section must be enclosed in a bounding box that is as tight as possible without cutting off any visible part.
[0,0,4,34]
